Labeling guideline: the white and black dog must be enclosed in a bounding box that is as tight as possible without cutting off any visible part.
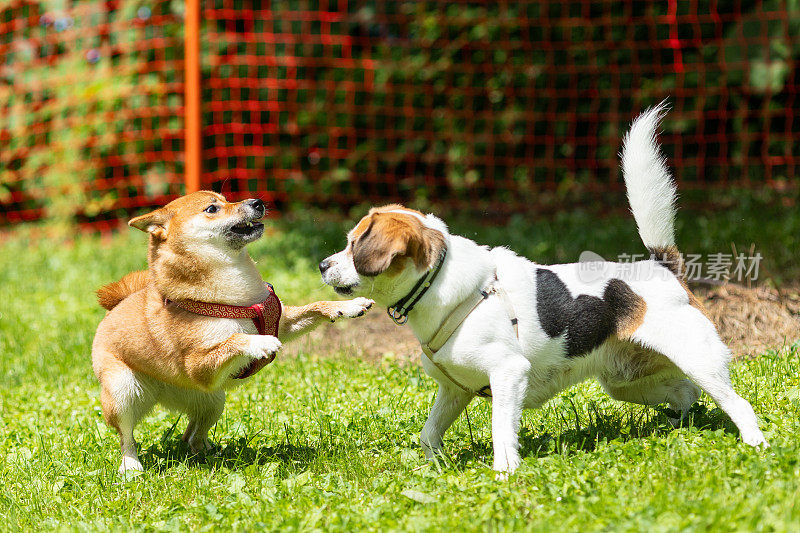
[319,104,768,475]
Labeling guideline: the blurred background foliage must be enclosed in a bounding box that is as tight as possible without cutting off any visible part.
[1,0,798,227]
[1,0,185,226]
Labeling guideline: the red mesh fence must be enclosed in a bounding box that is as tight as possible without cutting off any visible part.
[1,0,186,227]
[2,1,798,227]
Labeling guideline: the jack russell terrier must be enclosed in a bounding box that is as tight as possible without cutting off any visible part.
[319,104,768,475]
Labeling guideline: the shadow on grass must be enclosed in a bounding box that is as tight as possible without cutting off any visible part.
[140,436,320,474]
[136,418,321,474]
[137,401,740,473]
[448,402,739,468]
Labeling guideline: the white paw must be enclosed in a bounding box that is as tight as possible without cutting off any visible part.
[332,298,375,321]
[243,335,282,361]
[493,454,521,477]
[119,456,143,474]
[742,431,769,448]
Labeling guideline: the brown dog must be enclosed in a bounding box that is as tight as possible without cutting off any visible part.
[92,191,374,473]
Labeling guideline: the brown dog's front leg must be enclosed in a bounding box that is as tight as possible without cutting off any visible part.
[185,333,282,390]
[278,298,374,343]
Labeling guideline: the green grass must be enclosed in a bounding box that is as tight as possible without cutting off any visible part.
[1,201,799,531]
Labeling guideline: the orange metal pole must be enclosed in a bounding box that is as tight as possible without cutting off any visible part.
[184,0,201,193]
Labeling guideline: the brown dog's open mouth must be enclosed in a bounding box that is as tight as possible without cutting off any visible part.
[229,221,263,236]
[225,221,265,245]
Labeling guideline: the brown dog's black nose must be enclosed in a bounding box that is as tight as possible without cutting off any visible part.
[245,198,265,216]
[319,259,331,274]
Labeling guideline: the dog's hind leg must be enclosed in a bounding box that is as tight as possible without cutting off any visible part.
[420,382,472,460]
[180,391,225,452]
[598,341,701,423]
[600,373,701,425]
[99,362,156,474]
[631,308,768,447]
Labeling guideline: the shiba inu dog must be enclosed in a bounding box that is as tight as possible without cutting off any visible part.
[92,191,374,473]
[319,104,768,475]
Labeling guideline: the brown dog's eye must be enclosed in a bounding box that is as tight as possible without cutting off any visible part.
[204,204,219,214]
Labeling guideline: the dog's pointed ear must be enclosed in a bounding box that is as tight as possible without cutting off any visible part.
[129,208,172,239]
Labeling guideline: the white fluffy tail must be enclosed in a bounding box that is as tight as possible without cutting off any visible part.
[621,101,678,251]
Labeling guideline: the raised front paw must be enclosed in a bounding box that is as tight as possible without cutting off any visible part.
[243,335,282,362]
[331,297,375,322]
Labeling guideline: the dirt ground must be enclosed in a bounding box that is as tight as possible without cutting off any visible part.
[697,283,800,357]
[286,283,800,364]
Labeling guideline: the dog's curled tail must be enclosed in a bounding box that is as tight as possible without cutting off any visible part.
[96,270,150,310]
[621,101,683,277]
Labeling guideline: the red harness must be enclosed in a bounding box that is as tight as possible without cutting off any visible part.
[166,283,282,379]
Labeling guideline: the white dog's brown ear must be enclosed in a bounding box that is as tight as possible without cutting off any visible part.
[352,217,406,276]
[129,208,172,239]
[352,213,444,276]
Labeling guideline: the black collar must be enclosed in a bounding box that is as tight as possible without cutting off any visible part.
[387,248,447,325]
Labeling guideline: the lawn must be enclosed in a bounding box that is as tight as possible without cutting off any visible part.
[1,199,799,531]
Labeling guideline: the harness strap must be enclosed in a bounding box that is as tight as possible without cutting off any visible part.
[422,286,492,355]
[495,284,519,338]
[388,248,447,325]
[421,276,519,398]
[164,283,281,379]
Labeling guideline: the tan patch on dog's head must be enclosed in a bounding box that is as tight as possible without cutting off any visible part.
[129,191,231,266]
[349,206,445,277]
[127,191,269,300]
[368,204,425,217]
[128,191,226,238]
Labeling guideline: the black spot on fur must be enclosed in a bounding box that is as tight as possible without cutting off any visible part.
[565,294,614,357]
[535,269,643,357]
[603,278,642,321]
[535,269,572,338]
